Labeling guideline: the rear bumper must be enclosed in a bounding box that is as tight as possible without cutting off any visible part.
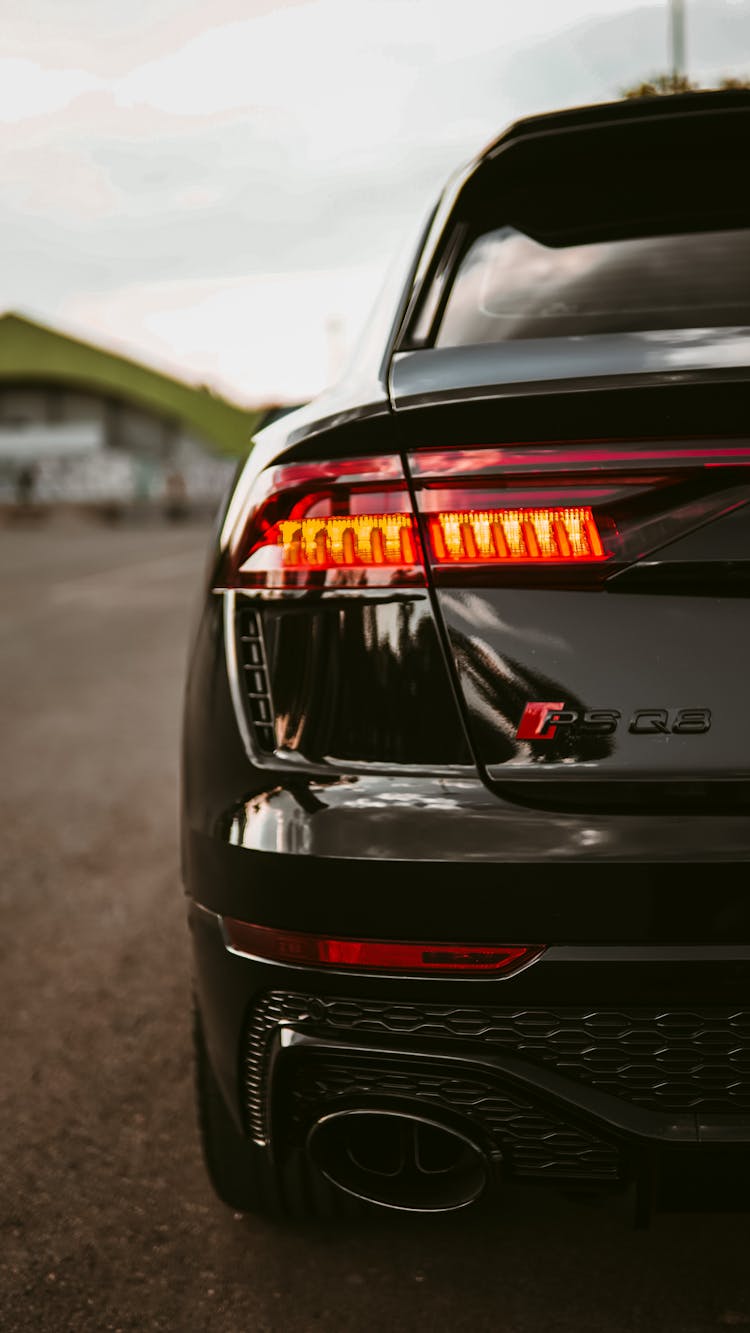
[184,762,750,1204]
[188,891,750,1201]
[182,769,750,940]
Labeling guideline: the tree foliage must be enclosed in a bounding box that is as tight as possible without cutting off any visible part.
[622,73,750,98]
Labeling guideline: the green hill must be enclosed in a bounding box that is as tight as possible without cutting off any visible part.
[0,312,261,456]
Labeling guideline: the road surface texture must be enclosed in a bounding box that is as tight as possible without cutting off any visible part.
[1,512,749,1333]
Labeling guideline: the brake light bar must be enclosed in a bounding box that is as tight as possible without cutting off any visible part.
[221,442,750,592]
[223,918,544,975]
[275,514,417,570]
[223,455,425,588]
[428,506,606,564]
[410,440,750,586]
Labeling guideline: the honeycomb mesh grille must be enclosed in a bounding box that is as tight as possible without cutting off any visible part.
[285,1052,620,1180]
[243,992,621,1181]
[304,995,750,1114]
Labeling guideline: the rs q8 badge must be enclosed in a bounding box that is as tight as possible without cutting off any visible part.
[516,703,712,740]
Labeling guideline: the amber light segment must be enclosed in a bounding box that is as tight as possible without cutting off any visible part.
[429,507,607,563]
[276,514,418,569]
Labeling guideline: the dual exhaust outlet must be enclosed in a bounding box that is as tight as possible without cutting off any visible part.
[307,1108,489,1213]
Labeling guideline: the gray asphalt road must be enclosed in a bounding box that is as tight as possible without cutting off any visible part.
[1,513,749,1333]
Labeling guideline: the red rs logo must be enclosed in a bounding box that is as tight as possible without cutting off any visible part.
[516,702,567,740]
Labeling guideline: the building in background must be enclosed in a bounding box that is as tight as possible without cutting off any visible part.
[0,313,269,515]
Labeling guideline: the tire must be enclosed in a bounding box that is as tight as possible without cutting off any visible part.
[193,1005,357,1221]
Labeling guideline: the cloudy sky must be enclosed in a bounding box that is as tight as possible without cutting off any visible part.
[2,0,749,402]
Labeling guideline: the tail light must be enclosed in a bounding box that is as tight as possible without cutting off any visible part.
[221,455,424,588]
[223,918,544,975]
[428,505,605,564]
[219,441,750,591]
[411,440,750,585]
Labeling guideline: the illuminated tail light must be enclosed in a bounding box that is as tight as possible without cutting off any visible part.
[223,918,544,975]
[277,513,417,571]
[428,506,605,564]
[220,455,424,589]
[218,441,750,591]
[411,440,750,586]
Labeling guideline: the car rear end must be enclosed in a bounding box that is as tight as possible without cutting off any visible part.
[183,91,750,1221]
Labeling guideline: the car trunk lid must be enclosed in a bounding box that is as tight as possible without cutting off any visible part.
[390,362,750,800]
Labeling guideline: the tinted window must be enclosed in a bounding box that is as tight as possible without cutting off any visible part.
[435,227,750,346]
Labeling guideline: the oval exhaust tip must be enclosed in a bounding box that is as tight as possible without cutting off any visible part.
[307,1108,488,1213]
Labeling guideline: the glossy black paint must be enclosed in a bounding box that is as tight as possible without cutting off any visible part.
[434,582,747,778]
[183,93,750,1207]
[185,829,750,938]
[391,331,750,409]
[247,591,470,767]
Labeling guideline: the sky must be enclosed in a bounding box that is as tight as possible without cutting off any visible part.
[2,0,750,403]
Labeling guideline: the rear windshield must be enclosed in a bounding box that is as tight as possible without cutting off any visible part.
[435,227,750,346]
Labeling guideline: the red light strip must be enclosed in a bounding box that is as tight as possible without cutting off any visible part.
[411,444,750,477]
[270,508,607,570]
[223,919,544,975]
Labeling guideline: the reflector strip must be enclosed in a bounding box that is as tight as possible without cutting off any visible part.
[223,919,543,975]
[428,507,606,563]
[275,514,417,570]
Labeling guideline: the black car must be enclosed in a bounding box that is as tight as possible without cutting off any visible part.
[183,91,750,1224]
